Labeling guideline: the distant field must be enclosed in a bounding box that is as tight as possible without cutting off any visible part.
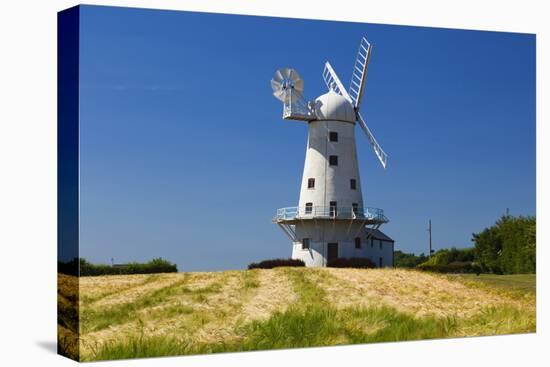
[448,274,536,294]
[58,268,536,361]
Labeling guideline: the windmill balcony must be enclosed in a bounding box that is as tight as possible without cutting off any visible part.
[273,205,388,224]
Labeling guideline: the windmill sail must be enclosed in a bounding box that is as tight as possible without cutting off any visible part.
[357,112,388,169]
[349,37,372,110]
[322,62,353,103]
[322,60,388,169]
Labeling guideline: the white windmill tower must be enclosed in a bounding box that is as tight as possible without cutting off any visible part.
[271,36,394,267]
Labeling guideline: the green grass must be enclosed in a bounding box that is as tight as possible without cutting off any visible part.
[90,304,535,361]
[78,269,536,361]
[80,274,163,306]
[449,274,536,295]
[242,269,260,290]
[80,276,225,333]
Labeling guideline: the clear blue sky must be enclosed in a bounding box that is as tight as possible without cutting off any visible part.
[78,5,536,271]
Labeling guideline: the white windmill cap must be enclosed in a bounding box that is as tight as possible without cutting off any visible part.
[314,90,356,123]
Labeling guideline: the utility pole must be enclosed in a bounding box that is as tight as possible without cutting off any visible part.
[428,219,433,257]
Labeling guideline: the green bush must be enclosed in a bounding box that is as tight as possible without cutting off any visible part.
[414,215,535,275]
[417,261,481,274]
[393,251,428,268]
[416,247,478,274]
[420,247,475,267]
[327,257,376,269]
[79,258,177,276]
[473,216,536,274]
[248,258,305,269]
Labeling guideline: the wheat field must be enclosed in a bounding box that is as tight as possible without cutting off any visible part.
[57,268,536,361]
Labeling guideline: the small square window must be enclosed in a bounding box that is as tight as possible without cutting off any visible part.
[329,131,338,142]
[307,178,315,189]
[329,201,337,217]
[355,237,361,249]
[329,155,338,166]
[350,179,357,190]
[302,238,310,250]
[305,202,313,214]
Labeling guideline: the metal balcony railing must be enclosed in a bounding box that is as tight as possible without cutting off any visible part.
[274,205,388,223]
[282,89,315,121]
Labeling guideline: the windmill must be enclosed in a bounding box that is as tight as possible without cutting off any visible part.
[271,36,394,267]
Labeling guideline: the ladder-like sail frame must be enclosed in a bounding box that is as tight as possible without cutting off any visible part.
[349,37,372,110]
[322,58,388,169]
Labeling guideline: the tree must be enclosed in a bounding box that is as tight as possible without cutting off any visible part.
[472,226,502,273]
[393,251,428,268]
[472,216,535,274]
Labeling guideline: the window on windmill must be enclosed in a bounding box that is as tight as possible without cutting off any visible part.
[329,131,338,142]
[305,202,313,214]
[329,201,337,217]
[350,179,357,190]
[307,178,315,189]
[352,203,358,215]
[302,238,310,250]
[355,237,361,249]
[329,155,338,166]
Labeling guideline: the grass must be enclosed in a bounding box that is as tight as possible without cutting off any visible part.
[80,278,192,333]
[57,274,79,360]
[231,269,456,349]
[91,305,534,361]
[79,274,163,306]
[80,274,229,333]
[449,274,536,295]
[61,268,536,361]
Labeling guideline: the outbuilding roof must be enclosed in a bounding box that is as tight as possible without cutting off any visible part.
[365,228,394,242]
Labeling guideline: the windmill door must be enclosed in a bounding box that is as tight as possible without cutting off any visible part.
[327,243,338,261]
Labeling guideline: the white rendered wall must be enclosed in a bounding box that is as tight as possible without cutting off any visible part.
[285,92,392,267]
[293,220,393,267]
[292,237,394,267]
[294,220,366,243]
[363,238,394,267]
[291,241,326,267]
[298,119,364,211]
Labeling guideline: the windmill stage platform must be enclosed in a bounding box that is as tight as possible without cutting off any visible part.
[273,205,388,224]
[273,205,389,244]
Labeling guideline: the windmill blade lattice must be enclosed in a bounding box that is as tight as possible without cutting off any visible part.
[322,62,353,103]
[357,112,388,169]
[322,60,388,169]
[349,37,372,110]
